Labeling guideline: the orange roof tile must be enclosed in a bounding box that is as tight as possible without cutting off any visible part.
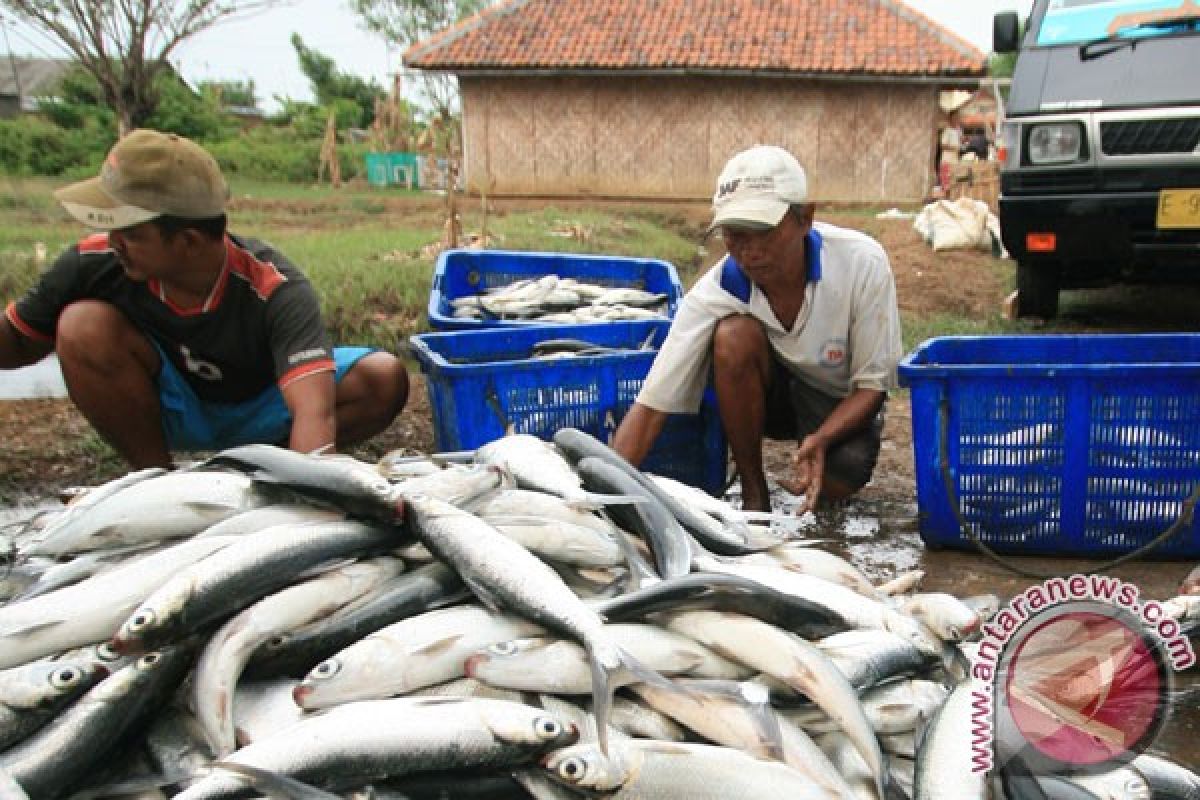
[404,0,987,78]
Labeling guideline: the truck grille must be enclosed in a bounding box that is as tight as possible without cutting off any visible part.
[1101,118,1200,155]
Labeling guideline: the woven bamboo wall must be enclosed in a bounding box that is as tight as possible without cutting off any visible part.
[460,75,940,204]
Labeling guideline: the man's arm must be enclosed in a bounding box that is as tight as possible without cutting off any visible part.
[281,371,338,455]
[611,402,669,467]
[0,315,52,369]
[781,387,885,513]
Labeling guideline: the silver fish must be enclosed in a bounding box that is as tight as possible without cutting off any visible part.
[899,592,982,642]
[192,557,404,756]
[23,471,269,557]
[541,738,833,799]
[0,659,108,751]
[111,519,396,654]
[172,696,578,799]
[465,624,750,693]
[473,434,634,509]
[1069,767,1151,800]
[203,445,403,524]
[403,493,655,755]
[820,628,940,690]
[0,646,193,800]
[628,679,855,799]
[0,536,238,669]
[245,562,467,680]
[663,609,885,800]
[230,679,308,749]
[914,682,987,800]
[291,604,545,710]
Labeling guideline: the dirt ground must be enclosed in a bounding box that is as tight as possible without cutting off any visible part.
[0,204,990,503]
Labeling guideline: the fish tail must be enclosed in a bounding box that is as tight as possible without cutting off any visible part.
[587,645,618,756]
[587,643,666,756]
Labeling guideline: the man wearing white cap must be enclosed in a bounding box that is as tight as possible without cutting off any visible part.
[613,144,902,513]
[0,129,409,468]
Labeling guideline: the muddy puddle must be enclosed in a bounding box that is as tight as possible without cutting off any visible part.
[774,487,1200,771]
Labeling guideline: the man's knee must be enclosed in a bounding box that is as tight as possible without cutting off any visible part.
[713,314,770,373]
[339,351,409,422]
[56,300,155,371]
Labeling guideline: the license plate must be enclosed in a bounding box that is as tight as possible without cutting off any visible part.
[1157,189,1200,229]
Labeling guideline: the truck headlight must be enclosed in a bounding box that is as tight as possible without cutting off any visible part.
[1026,122,1084,165]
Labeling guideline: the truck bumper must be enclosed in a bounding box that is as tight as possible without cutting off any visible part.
[1000,192,1200,287]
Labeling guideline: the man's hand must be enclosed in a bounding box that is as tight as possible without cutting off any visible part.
[780,433,827,514]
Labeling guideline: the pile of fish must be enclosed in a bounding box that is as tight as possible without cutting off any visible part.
[0,430,1197,799]
[450,275,671,323]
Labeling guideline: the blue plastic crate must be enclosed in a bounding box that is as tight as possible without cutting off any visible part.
[899,334,1200,558]
[428,249,684,331]
[409,320,727,495]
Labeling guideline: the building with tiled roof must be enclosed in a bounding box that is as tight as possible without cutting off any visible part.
[405,0,988,202]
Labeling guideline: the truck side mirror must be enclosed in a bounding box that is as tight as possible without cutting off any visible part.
[994,11,1020,53]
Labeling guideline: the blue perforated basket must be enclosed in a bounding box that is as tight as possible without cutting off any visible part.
[409,320,727,495]
[899,334,1200,557]
[427,249,684,330]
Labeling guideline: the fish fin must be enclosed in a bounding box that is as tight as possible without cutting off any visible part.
[408,633,465,657]
[211,762,342,800]
[613,532,660,592]
[0,617,63,638]
[460,574,505,614]
[735,681,787,762]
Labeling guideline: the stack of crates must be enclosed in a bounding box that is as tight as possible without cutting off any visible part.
[411,249,728,494]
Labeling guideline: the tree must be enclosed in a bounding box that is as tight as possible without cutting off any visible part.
[291,33,386,128]
[0,0,284,136]
[348,0,487,120]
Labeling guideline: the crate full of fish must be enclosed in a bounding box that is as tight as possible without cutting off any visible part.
[899,333,1200,557]
[428,248,684,330]
[409,319,727,494]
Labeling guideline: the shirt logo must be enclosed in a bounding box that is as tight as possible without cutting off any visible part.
[820,338,847,368]
[180,345,222,382]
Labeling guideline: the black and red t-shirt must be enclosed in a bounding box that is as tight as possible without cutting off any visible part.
[5,232,335,403]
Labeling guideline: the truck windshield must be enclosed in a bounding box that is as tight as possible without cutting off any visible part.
[1038,0,1200,47]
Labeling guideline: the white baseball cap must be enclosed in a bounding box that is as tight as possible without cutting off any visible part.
[710,145,809,231]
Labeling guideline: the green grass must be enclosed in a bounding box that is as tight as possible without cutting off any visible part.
[0,179,1022,361]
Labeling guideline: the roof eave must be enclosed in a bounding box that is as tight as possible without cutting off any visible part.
[403,65,988,86]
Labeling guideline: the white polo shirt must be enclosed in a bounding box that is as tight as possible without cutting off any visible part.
[637,221,903,414]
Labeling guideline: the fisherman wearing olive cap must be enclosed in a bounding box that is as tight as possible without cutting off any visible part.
[0,129,409,468]
[613,144,903,514]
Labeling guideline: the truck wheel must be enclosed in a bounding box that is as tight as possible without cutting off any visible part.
[1016,261,1059,319]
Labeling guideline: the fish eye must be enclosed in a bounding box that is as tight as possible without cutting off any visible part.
[51,667,82,689]
[557,756,588,782]
[312,659,341,680]
[138,652,161,668]
[95,642,120,663]
[489,641,519,656]
[534,716,564,740]
[128,609,157,632]
[266,635,288,649]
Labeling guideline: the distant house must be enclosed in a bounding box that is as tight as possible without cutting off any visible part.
[0,57,73,118]
[404,0,988,203]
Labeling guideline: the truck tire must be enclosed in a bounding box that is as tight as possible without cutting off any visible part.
[1016,261,1059,319]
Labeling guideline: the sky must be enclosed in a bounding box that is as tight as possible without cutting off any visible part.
[0,0,1037,113]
